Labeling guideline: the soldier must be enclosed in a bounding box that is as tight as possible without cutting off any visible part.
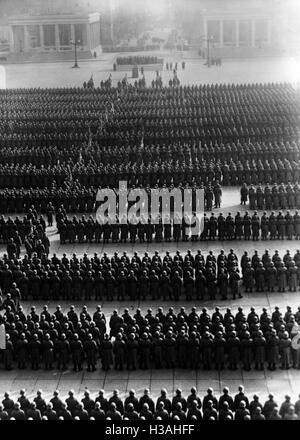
[139,270,149,300]
[185,271,194,301]
[29,334,41,370]
[249,185,256,210]
[84,333,98,372]
[288,261,297,292]
[213,182,222,208]
[255,262,266,292]
[244,263,255,293]
[234,212,242,240]
[99,333,112,373]
[267,329,279,370]
[260,212,269,240]
[113,333,126,370]
[199,213,208,241]
[229,268,242,299]
[227,331,240,370]
[50,390,64,414]
[240,184,248,205]
[279,331,292,369]
[57,334,69,371]
[294,211,300,239]
[16,333,28,369]
[213,331,226,370]
[208,213,217,241]
[262,394,278,419]
[42,333,54,370]
[243,212,251,240]
[277,211,286,240]
[241,332,253,371]
[218,268,228,300]
[33,390,47,415]
[139,333,152,370]
[278,262,287,292]
[206,268,217,300]
[70,333,84,371]
[26,402,42,420]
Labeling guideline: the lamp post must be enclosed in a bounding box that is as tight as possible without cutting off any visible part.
[70,39,80,68]
[201,35,214,67]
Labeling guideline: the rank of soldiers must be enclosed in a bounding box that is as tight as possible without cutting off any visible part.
[1,303,300,373]
[1,386,299,420]
[57,210,300,244]
[0,249,300,303]
[241,182,300,210]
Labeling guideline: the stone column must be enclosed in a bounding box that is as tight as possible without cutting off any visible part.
[23,25,29,51]
[267,20,272,46]
[203,19,207,40]
[251,19,255,47]
[235,20,239,47]
[86,23,91,50]
[39,25,44,50]
[9,26,15,53]
[55,24,60,50]
[220,19,223,47]
[71,23,75,43]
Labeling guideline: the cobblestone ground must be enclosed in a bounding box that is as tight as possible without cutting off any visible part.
[0,187,300,402]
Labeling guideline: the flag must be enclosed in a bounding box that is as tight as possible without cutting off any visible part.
[0,324,5,349]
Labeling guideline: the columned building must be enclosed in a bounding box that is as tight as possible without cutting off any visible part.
[172,0,280,53]
[203,13,272,48]
[8,12,101,53]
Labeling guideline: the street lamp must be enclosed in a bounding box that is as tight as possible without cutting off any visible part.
[70,39,80,68]
[201,35,214,67]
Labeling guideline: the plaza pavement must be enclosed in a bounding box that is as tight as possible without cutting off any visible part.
[3,54,300,89]
[0,186,300,402]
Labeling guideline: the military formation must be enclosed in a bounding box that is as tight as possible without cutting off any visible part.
[0,214,46,245]
[242,182,300,210]
[0,181,221,214]
[1,78,300,420]
[58,210,300,244]
[116,56,160,65]
[1,303,300,372]
[0,82,299,212]
[2,214,49,259]
[1,386,299,420]
[0,249,300,303]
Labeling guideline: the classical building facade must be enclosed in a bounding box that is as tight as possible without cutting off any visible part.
[0,0,104,54]
[8,13,101,53]
[173,0,283,51]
